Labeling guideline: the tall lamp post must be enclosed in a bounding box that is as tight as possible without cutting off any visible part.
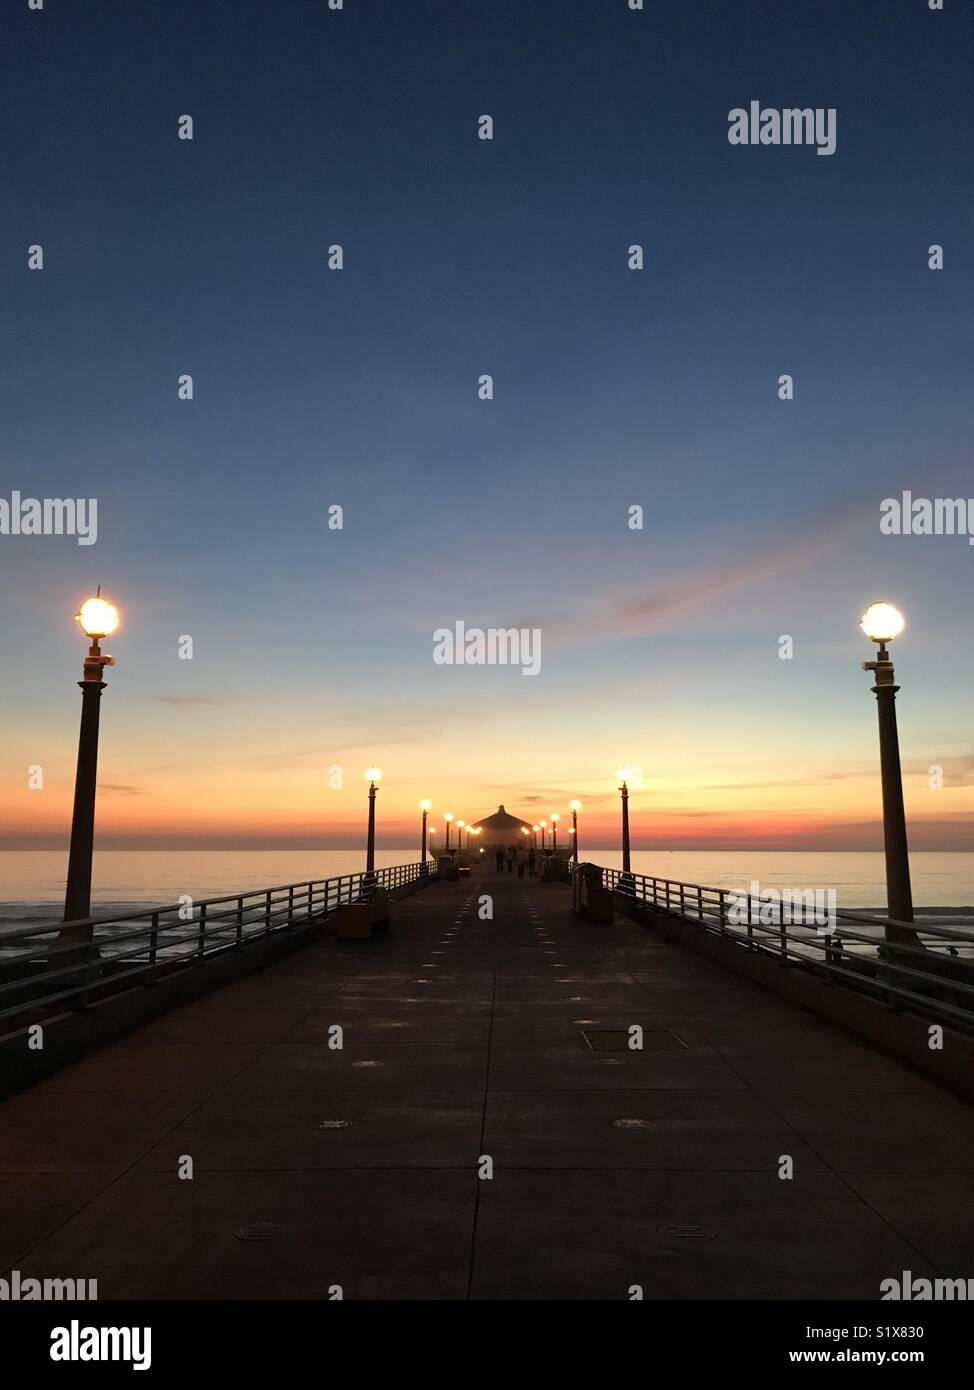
[419,799,431,868]
[618,769,632,876]
[60,593,120,945]
[364,767,381,893]
[444,812,454,851]
[570,799,581,862]
[457,819,466,851]
[860,603,922,950]
[539,819,547,852]
[532,824,539,848]
[550,812,559,853]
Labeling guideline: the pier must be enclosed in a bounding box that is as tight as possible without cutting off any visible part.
[2,864,973,1299]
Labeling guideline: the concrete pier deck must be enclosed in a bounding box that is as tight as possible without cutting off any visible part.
[2,869,974,1299]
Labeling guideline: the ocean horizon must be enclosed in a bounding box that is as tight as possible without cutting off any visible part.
[1,849,971,934]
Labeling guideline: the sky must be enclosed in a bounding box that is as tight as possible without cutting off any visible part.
[1,0,972,852]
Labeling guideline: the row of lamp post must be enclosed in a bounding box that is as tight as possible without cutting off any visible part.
[58,593,920,950]
[524,799,584,859]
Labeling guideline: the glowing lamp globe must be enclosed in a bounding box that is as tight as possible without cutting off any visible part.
[860,602,905,644]
[77,596,119,639]
[570,799,582,811]
[419,799,431,811]
[366,767,382,782]
[618,768,632,783]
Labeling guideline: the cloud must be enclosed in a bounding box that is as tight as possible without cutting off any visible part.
[97,783,144,795]
[153,696,229,709]
[703,771,867,791]
[543,504,868,650]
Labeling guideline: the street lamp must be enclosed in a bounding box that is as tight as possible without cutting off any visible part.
[550,812,560,852]
[444,812,454,851]
[570,799,581,861]
[60,592,120,943]
[860,603,921,949]
[364,767,381,891]
[457,819,466,850]
[618,769,632,875]
[532,824,539,848]
[540,819,547,851]
[419,799,431,867]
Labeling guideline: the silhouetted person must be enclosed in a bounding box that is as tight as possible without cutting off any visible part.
[505,845,515,873]
[529,846,536,874]
[495,847,504,872]
[516,845,527,878]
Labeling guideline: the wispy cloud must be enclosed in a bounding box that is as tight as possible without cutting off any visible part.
[153,696,230,709]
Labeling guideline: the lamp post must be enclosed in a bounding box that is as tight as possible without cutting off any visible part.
[550,812,559,853]
[419,799,431,867]
[540,819,547,851]
[860,603,922,950]
[570,799,581,861]
[532,824,539,848]
[618,769,632,875]
[364,767,381,892]
[59,593,120,945]
[457,819,466,850]
[444,812,454,851]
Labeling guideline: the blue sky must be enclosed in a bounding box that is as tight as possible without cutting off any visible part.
[1,0,972,849]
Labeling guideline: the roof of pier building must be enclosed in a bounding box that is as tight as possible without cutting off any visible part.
[470,805,535,844]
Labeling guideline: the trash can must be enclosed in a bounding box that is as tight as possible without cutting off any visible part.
[437,855,459,881]
[573,863,614,923]
[573,862,602,913]
[541,855,569,883]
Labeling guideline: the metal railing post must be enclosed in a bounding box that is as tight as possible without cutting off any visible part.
[779,906,787,964]
[149,910,159,967]
[197,903,207,964]
[236,896,244,950]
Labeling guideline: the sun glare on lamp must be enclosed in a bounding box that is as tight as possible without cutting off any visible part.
[860,602,905,644]
[77,596,119,639]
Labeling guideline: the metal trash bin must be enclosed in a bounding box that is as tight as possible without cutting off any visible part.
[572,862,602,913]
[541,854,569,883]
[573,862,614,923]
[437,855,459,882]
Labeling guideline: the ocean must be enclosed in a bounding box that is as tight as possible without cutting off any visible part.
[1,849,971,935]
